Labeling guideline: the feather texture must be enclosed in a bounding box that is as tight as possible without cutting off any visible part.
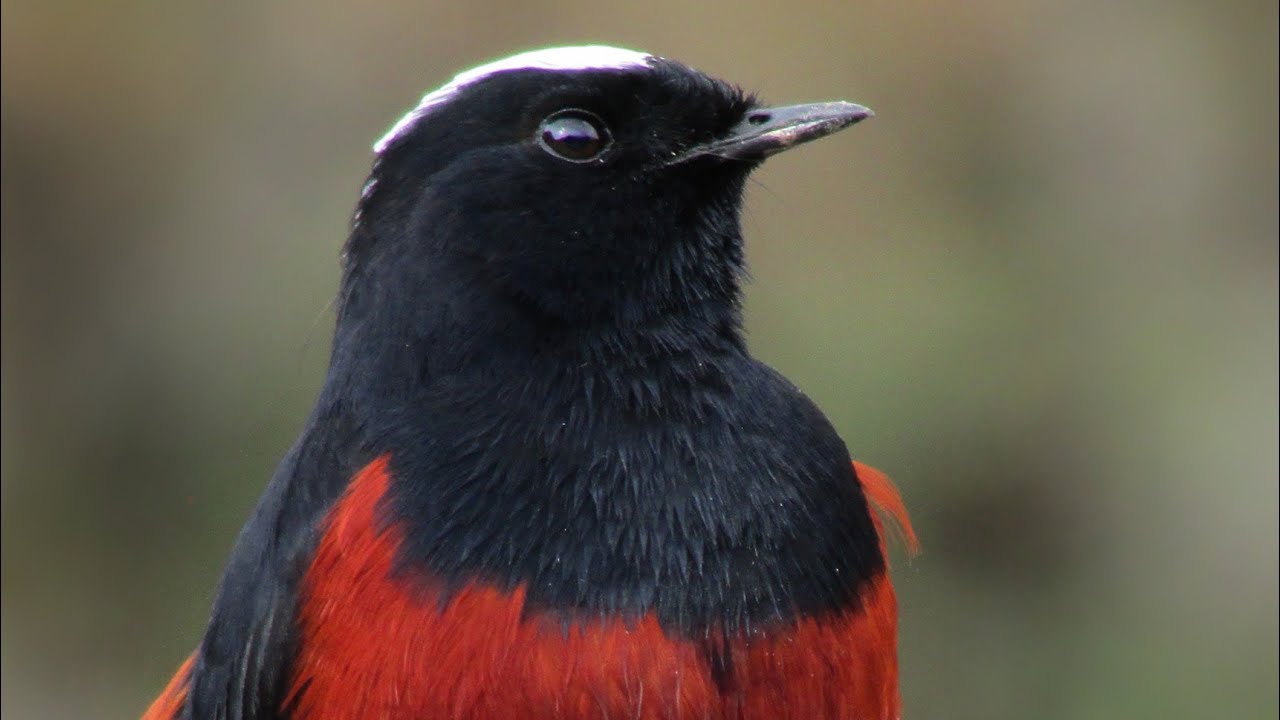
[284,456,905,719]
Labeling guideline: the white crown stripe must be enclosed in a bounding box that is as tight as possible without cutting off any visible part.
[373,45,653,154]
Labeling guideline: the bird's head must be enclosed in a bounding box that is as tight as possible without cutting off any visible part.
[342,45,870,337]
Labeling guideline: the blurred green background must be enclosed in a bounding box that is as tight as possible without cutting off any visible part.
[2,1,1276,717]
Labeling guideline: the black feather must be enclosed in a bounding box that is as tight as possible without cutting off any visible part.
[180,54,880,719]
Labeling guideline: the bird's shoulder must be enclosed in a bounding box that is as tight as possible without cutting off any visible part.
[171,399,364,720]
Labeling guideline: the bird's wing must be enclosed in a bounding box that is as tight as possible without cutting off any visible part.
[163,484,303,720]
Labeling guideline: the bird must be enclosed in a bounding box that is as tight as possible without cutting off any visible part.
[142,45,917,720]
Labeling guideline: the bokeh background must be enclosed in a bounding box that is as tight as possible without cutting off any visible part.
[2,1,1276,717]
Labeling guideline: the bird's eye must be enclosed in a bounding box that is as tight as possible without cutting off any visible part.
[537,110,610,163]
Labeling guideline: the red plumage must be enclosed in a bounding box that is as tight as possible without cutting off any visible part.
[288,457,911,719]
[145,459,913,719]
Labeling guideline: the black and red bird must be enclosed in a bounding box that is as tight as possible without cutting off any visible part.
[144,45,917,720]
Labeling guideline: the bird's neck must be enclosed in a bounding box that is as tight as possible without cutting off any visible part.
[322,257,747,435]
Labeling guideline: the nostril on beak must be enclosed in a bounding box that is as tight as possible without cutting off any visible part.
[747,112,771,126]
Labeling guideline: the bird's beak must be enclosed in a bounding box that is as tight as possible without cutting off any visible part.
[668,101,872,165]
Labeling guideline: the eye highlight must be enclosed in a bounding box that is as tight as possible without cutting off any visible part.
[537,110,611,163]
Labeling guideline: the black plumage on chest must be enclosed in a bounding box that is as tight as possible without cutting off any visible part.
[377,341,884,638]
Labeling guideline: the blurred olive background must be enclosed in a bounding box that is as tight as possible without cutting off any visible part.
[2,0,1276,717]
